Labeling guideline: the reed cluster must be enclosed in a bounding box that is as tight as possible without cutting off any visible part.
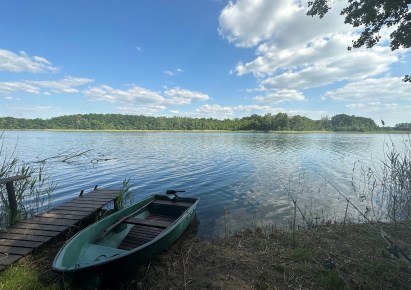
[0,133,55,229]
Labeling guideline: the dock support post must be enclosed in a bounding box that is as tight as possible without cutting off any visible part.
[5,181,18,226]
[0,175,29,226]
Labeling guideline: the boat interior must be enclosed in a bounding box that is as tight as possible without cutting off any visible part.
[78,199,192,265]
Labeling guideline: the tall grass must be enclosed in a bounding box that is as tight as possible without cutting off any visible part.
[0,133,55,229]
[352,135,411,224]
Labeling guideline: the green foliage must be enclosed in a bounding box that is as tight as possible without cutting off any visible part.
[331,114,378,132]
[114,177,134,210]
[319,269,346,290]
[0,262,59,290]
[287,247,314,261]
[307,0,411,82]
[395,122,411,131]
[0,113,387,132]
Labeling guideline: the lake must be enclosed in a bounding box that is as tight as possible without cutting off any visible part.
[1,131,408,239]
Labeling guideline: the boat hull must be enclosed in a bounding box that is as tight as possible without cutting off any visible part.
[52,194,199,285]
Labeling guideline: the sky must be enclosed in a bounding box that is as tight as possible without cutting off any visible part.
[0,0,410,126]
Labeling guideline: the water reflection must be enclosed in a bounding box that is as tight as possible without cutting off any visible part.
[1,131,407,239]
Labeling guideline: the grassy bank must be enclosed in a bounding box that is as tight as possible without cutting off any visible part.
[1,220,410,290]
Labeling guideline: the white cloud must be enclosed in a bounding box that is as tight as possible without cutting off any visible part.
[0,82,40,94]
[192,103,327,120]
[254,89,306,104]
[164,70,175,76]
[323,77,411,102]
[84,85,164,104]
[219,0,347,48]
[219,0,408,91]
[342,101,411,126]
[136,46,143,53]
[0,49,59,73]
[194,104,286,118]
[84,85,210,110]
[164,87,209,105]
[163,68,184,76]
[0,77,93,95]
[116,105,166,115]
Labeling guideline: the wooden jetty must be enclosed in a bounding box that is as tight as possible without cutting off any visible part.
[0,181,121,272]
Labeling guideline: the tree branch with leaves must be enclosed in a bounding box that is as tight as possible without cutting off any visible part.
[307,0,411,82]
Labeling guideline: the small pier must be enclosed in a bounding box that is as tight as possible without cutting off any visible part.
[0,186,121,271]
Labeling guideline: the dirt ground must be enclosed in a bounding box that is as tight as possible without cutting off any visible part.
[126,221,411,290]
[5,220,411,290]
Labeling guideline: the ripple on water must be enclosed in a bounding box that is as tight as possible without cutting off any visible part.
[1,131,406,239]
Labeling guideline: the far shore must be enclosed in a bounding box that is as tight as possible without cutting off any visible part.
[1,128,410,134]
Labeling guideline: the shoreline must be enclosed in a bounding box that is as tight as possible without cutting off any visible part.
[1,129,410,134]
[0,221,410,289]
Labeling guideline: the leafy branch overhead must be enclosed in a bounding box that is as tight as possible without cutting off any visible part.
[307,0,411,82]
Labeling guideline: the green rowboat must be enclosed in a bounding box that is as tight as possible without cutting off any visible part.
[52,194,199,280]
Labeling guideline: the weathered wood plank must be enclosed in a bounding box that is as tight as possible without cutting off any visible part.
[52,205,98,212]
[0,175,29,184]
[55,202,100,209]
[5,228,60,237]
[0,253,22,266]
[24,217,77,227]
[12,222,67,232]
[44,209,94,216]
[0,246,33,255]
[68,198,113,204]
[37,212,87,220]
[87,193,121,198]
[0,187,121,271]
[79,195,116,200]
[0,233,51,243]
[93,189,122,194]
[125,217,171,228]
[0,239,41,248]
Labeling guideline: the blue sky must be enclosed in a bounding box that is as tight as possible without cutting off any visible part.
[0,0,410,126]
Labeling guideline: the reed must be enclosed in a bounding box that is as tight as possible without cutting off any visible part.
[0,133,55,229]
[352,135,411,223]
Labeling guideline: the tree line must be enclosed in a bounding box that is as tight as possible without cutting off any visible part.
[0,113,408,132]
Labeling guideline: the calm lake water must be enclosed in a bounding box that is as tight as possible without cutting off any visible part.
[1,131,409,239]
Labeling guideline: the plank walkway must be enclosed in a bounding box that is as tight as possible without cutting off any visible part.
[0,188,121,271]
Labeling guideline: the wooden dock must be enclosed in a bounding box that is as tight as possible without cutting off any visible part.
[0,188,121,271]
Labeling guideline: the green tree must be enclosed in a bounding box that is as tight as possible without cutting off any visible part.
[307,0,411,82]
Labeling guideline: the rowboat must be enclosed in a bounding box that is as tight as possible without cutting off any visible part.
[52,193,199,283]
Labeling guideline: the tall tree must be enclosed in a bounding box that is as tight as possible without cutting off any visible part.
[307,0,411,82]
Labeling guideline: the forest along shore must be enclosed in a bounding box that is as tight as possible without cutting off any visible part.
[1,113,410,132]
[0,221,410,289]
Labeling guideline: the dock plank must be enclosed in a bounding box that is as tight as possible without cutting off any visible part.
[54,202,101,209]
[0,246,33,255]
[24,217,77,227]
[5,228,60,237]
[52,206,98,212]
[0,187,121,272]
[12,222,67,232]
[45,209,95,216]
[38,213,88,220]
[0,239,41,248]
[0,254,22,266]
[0,233,51,243]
